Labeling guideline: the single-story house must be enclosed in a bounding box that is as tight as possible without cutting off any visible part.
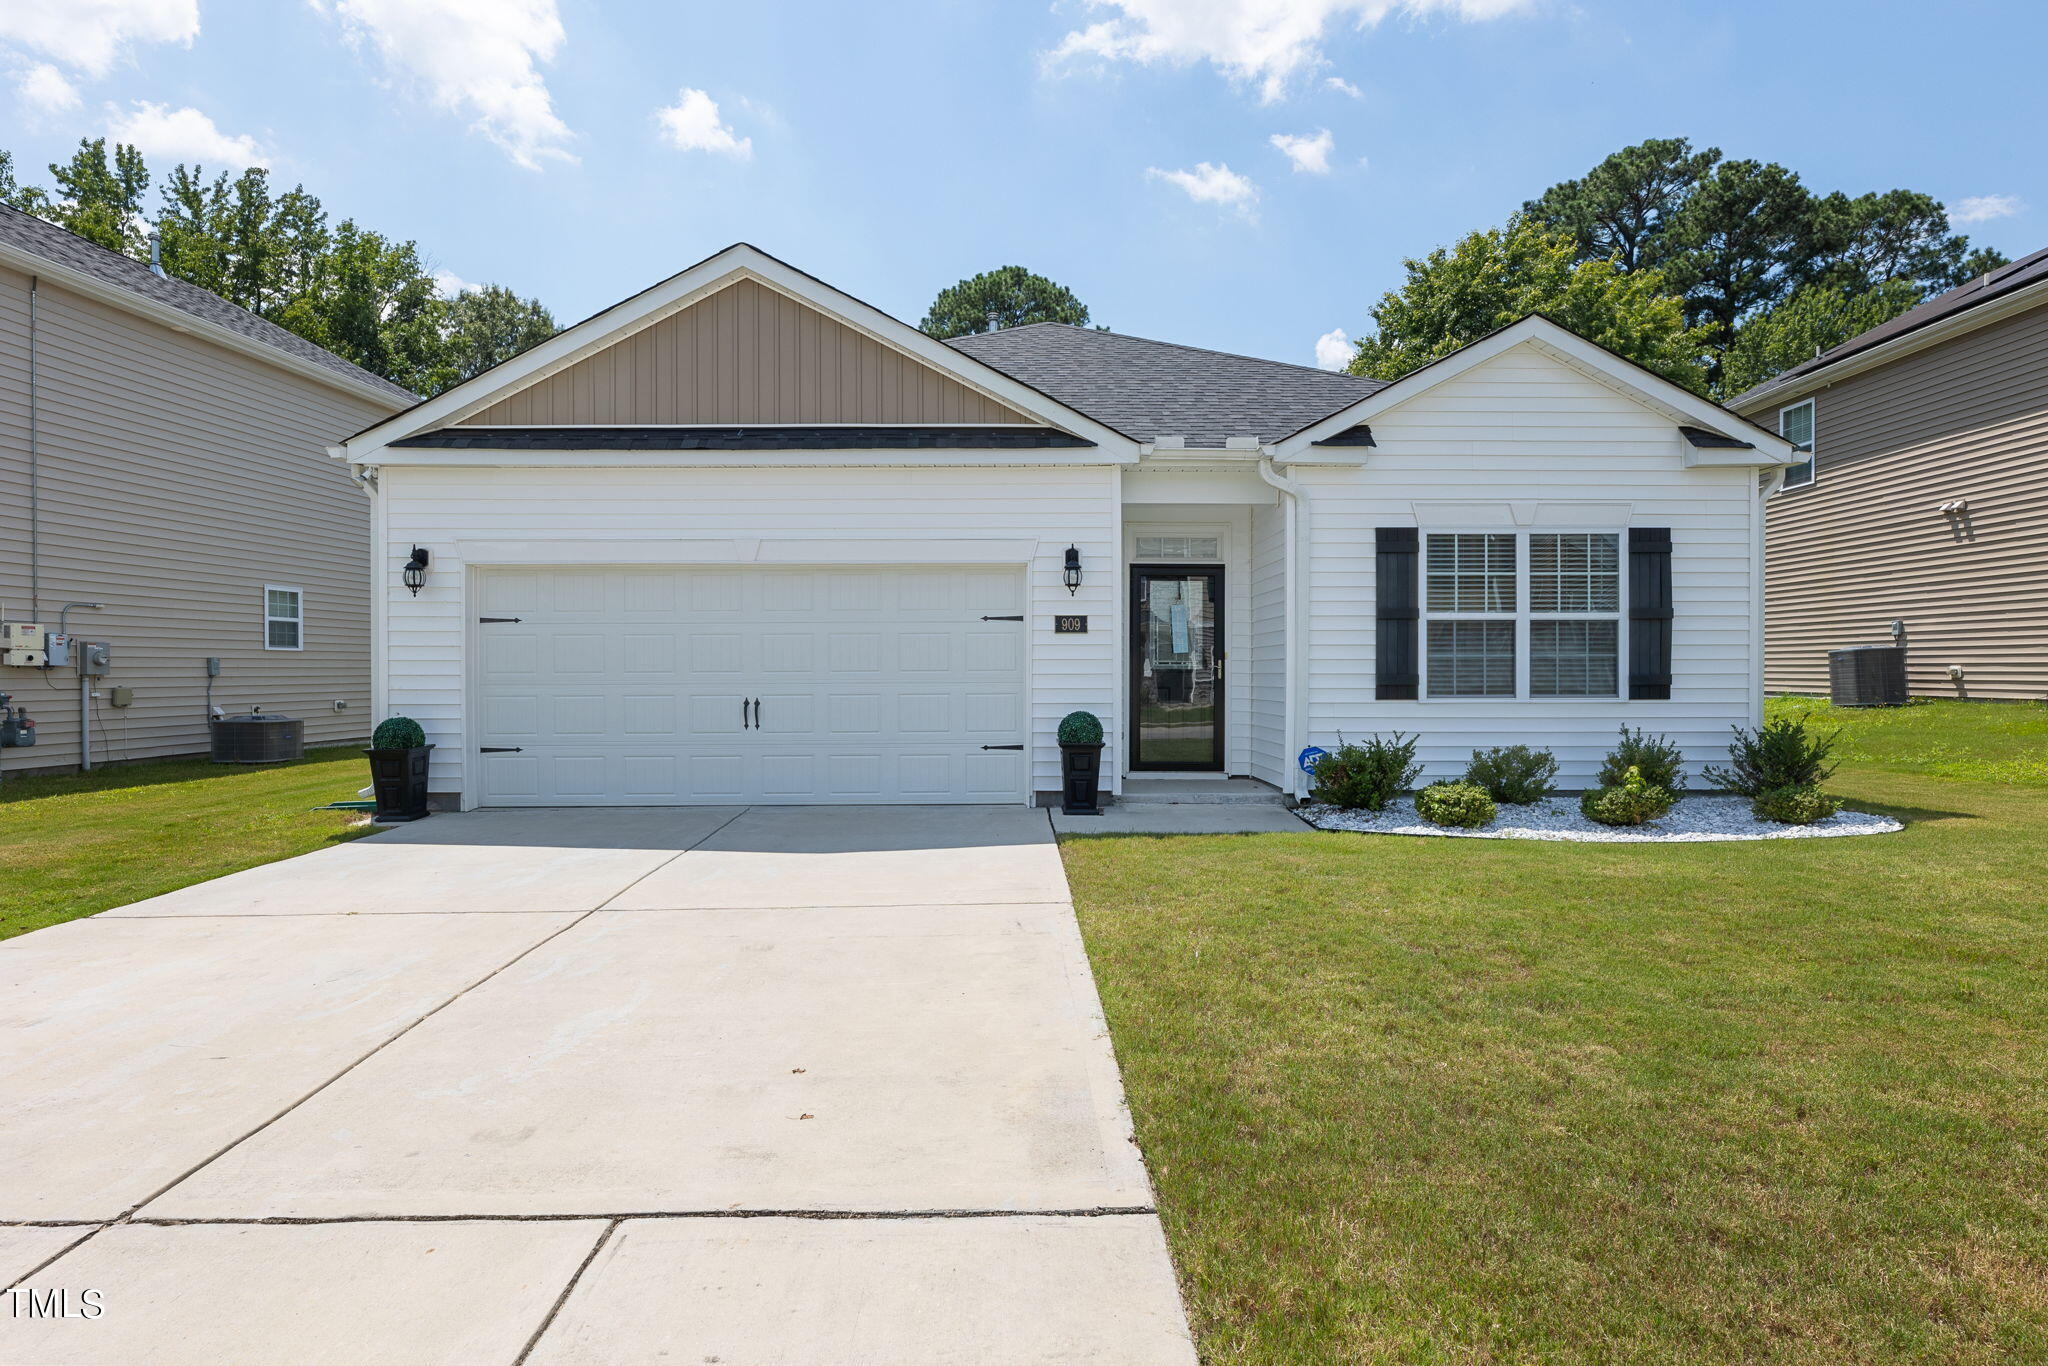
[335,244,1796,809]
[1729,246,2048,701]
[0,205,414,774]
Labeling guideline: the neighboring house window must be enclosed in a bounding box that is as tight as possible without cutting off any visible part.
[1779,399,1815,488]
[1423,532,1622,698]
[264,587,304,650]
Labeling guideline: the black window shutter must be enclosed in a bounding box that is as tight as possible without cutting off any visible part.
[1628,527,1673,700]
[1376,527,1419,700]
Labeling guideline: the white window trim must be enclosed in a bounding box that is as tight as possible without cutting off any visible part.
[264,584,305,652]
[1418,529,1628,702]
[1779,399,1816,489]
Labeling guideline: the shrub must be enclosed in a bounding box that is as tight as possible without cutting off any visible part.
[371,716,426,750]
[1057,710,1104,746]
[1580,765,1676,827]
[1311,732,1421,811]
[1464,745,1559,804]
[1703,717,1840,797]
[1415,781,1496,829]
[1598,726,1687,794]
[1751,784,1842,825]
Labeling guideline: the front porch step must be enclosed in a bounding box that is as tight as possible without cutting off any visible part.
[1117,777,1290,807]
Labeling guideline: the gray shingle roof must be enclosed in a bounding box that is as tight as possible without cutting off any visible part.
[947,322,1384,447]
[0,204,415,404]
[1730,244,2048,408]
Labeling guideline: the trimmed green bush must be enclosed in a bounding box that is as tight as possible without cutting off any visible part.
[370,716,426,750]
[1704,718,1840,797]
[1056,711,1104,746]
[1599,726,1687,794]
[1464,745,1559,805]
[1752,784,1843,825]
[1311,732,1421,812]
[1580,765,1676,827]
[1415,781,1497,829]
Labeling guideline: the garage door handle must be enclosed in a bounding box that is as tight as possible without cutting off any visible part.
[480,746,522,753]
[750,698,761,729]
[981,744,1023,750]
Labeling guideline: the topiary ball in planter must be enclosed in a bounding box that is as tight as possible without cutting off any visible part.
[1415,781,1496,829]
[1057,711,1104,746]
[371,715,426,751]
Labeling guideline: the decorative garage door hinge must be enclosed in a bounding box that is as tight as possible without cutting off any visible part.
[980,615,1024,622]
[477,616,522,623]
[479,746,523,753]
[981,744,1024,750]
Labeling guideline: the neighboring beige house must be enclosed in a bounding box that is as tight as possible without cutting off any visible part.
[0,206,414,773]
[1731,247,2048,702]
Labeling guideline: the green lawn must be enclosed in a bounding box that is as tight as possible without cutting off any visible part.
[1064,699,2048,1364]
[1,747,374,941]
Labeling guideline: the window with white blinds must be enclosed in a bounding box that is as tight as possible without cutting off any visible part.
[1422,531,1623,698]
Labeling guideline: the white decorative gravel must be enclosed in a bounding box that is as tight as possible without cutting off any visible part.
[1298,794,1902,842]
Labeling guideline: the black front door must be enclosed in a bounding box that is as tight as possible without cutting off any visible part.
[1130,566,1223,771]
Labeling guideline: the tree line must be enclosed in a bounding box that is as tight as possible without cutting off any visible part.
[1346,137,2009,396]
[1,140,557,396]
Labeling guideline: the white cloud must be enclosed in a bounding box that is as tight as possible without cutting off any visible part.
[1271,127,1334,173]
[1951,194,2022,225]
[654,88,752,160]
[1146,161,1259,216]
[316,0,573,169]
[14,62,81,112]
[1314,326,1353,370]
[1048,0,1537,102]
[0,0,197,78]
[105,101,268,167]
[433,267,479,297]
[1325,75,1362,97]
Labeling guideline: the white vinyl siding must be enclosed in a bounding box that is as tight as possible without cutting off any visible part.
[1296,343,1763,789]
[1779,399,1815,488]
[264,586,304,650]
[378,463,1120,804]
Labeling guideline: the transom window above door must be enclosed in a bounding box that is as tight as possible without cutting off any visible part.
[1422,532,1623,698]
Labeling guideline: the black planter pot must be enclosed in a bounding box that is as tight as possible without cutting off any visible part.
[364,744,434,822]
[1060,741,1104,815]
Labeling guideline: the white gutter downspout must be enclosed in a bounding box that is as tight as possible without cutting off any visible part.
[1258,457,1307,798]
[1752,466,1786,726]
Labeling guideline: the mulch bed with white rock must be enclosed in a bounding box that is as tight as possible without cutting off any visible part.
[1298,794,1903,843]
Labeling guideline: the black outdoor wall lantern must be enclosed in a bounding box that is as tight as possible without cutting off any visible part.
[1063,545,1082,596]
[402,546,431,596]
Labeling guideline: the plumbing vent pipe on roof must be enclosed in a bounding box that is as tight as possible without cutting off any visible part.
[148,231,165,277]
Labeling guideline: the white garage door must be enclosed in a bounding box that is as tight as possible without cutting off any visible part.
[473,566,1028,805]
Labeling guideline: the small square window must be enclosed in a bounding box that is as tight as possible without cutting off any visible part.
[1426,533,1516,612]
[1531,619,1618,696]
[264,587,303,651]
[1530,533,1620,612]
[1427,620,1516,697]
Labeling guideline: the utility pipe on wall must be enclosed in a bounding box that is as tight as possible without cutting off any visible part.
[27,275,39,618]
[58,602,102,770]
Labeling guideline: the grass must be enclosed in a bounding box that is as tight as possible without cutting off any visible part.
[1064,699,2048,1363]
[1,747,374,941]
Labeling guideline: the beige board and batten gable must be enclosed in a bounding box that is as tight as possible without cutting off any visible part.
[454,278,1036,428]
[1735,291,2048,700]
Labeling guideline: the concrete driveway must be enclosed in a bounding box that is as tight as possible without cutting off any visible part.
[1,807,1195,1365]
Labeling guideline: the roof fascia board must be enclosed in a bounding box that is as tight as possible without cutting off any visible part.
[344,245,1137,459]
[1271,317,1794,463]
[350,447,1131,470]
[1729,274,2048,414]
[0,239,410,410]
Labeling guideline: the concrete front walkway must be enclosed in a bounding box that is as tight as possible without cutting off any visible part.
[1,807,1195,1365]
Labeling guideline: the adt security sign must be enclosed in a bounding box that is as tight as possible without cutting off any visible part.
[1297,745,1328,775]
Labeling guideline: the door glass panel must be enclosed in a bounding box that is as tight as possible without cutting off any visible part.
[1135,572,1220,768]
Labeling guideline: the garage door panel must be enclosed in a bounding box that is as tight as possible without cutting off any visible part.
[476,567,1026,806]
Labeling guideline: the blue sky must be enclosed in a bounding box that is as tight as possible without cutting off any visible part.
[4,1,2041,370]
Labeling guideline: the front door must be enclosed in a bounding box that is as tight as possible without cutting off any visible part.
[1129,566,1224,771]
